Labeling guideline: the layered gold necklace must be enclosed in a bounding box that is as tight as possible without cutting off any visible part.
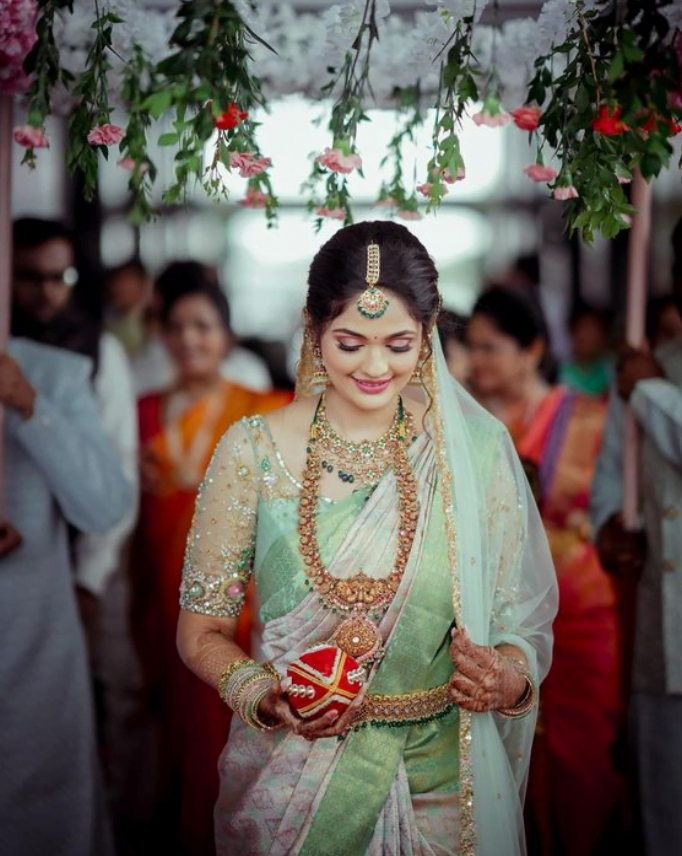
[297,395,420,662]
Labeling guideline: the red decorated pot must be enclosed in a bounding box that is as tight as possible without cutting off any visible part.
[286,645,364,719]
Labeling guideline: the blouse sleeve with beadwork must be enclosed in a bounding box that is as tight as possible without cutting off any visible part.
[180,418,259,619]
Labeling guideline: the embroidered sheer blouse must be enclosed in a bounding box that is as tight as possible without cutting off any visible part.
[180,416,314,619]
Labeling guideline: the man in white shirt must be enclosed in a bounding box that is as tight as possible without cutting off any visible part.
[0,339,130,855]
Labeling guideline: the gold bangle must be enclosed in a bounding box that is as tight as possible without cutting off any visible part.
[217,658,257,703]
[244,682,280,731]
[497,672,536,719]
[262,661,281,682]
[233,673,271,711]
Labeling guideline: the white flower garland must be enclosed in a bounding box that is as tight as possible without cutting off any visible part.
[42,0,678,112]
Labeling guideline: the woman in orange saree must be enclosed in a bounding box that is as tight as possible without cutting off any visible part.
[467,287,625,856]
[132,274,290,856]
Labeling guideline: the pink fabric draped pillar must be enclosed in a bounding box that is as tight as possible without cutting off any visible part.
[623,171,651,530]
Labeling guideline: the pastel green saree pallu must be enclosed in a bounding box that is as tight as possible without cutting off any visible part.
[297,489,457,856]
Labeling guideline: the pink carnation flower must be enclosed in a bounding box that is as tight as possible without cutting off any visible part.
[510,106,542,131]
[553,185,579,200]
[373,196,397,208]
[316,147,362,174]
[87,123,125,146]
[441,166,465,183]
[397,209,423,221]
[315,206,346,220]
[524,164,558,183]
[472,110,510,128]
[0,0,38,95]
[229,152,271,178]
[117,157,148,174]
[239,187,269,209]
[417,182,449,197]
[472,92,510,128]
[13,124,48,148]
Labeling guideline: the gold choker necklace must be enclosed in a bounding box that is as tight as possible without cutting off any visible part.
[313,396,415,488]
[297,396,420,661]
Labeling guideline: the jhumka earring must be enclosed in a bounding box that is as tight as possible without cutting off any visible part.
[311,342,329,387]
[295,318,329,398]
[410,340,431,385]
[356,242,390,319]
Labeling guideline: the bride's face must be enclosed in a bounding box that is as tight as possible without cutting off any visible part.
[318,290,423,412]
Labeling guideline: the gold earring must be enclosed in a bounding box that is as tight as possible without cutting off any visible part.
[311,342,329,387]
[410,341,431,385]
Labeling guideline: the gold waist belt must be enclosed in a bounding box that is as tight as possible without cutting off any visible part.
[357,682,454,728]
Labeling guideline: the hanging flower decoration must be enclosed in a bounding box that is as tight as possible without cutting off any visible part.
[228,152,272,178]
[13,123,48,147]
[510,105,542,132]
[524,162,558,183]
[6,0,682,239]
[316,146,363,174]
[87,123,125,146]
[554,184,579,200]
[215,103,248,130]
[472,92,510,127]
[315,205,346,220]
[591,105,630,135]
[0,0,37,95]
[239,185,270,208]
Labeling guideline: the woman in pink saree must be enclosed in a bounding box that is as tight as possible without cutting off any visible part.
[467,286,626,856]
[176,223,558,856]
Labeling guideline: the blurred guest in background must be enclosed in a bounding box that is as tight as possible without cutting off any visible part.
[105,258,153,357]
[131,261,272,395]
[646,293,682,351]
[592,217,682,856]
[437,309,470,385]
[0,339,130,856]
[504,251,571,361]
[11,218,138,627]
[467,286,625,856]
[131,268,290,856]
[12,219,140,852]
[559,304,613,397]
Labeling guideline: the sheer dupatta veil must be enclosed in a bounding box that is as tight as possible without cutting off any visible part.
[425,332,557,856]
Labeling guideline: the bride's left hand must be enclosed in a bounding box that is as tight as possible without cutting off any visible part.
[448,629,527,713]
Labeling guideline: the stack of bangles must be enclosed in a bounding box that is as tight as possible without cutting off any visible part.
[496,656,537,719]
[218,658,281,731]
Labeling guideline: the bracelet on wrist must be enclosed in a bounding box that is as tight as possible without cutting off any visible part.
[218,658,257,703]
[496,658,537,719]
[218,658,281,731]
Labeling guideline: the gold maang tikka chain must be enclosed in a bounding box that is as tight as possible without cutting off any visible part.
[297,396,420,662]
[356,242,390,319]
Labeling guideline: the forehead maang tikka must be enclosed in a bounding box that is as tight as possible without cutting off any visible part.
[356,242,390,320]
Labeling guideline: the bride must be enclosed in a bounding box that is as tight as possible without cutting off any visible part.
[176,220,558,856]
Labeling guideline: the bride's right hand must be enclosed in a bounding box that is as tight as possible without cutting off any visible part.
[257,680,305,731]
[258,679,361,739]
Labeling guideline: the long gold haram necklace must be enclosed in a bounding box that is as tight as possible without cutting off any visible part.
[297,395,420,662]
